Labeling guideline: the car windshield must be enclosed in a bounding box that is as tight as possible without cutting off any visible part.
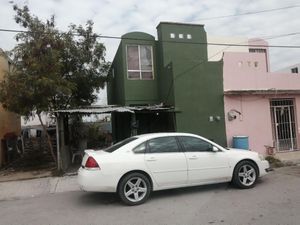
[103,137,138,153]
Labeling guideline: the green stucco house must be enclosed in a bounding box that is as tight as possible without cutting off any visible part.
[107,22,226,146]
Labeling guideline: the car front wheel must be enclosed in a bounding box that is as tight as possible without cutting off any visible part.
[232,161,258,189]
[118,172,151,206]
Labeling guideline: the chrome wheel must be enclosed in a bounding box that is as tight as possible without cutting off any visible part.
[123,177,148,203]
[238,164,257,187]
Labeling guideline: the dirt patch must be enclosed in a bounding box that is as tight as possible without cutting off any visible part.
[274,165,300,177]
[0,149,56,182]
[0,168,55,182]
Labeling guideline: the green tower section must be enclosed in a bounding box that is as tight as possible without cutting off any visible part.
[107,32,159,106]
[157,22,226,145]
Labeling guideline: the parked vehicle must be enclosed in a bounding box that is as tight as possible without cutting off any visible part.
[78,132,270,205]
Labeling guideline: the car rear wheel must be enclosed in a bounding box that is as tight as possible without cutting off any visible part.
[118,172,151,206]
[232,161,258,189]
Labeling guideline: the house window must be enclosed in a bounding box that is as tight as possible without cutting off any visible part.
[291,67,298,74]
[249,48,267,54]
[187,34,192,39]
[170,33,175,39]
[178,34,184,39]
[127,45,154,80]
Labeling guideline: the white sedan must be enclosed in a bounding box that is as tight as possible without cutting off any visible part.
[78,132,270,205]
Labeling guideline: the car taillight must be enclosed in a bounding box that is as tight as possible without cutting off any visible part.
[85,156,100,169]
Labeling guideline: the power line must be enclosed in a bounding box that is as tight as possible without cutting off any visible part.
[1,28,300,49]
[164,38,245,102]
[163,32,297,102]
[207,43,300,49]
[259,32,300,40]
[196,5,300,21]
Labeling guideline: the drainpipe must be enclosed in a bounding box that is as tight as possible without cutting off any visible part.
[56,114,61,171]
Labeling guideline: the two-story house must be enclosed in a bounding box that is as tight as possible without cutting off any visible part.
[107,22,226,146]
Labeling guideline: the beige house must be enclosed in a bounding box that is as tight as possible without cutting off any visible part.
[0,49,21,167]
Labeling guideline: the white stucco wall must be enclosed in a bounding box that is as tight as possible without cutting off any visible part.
[207,35,249,61]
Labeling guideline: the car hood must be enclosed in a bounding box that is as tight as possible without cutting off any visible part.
[227,148,251,151]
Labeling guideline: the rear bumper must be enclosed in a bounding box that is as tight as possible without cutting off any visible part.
[77,167,117,193]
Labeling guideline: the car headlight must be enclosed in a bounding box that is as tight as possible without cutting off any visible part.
[258,154,265,161]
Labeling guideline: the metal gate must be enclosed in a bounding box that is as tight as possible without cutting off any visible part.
[270,99,297,152]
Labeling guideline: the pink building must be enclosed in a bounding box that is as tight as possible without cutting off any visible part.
[223,38,300,158]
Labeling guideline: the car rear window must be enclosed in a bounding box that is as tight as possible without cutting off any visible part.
[104,137,138,153]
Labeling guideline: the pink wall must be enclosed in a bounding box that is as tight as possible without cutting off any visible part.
[223,51,300,154]
[224,96,273,154]
[248,38,270,72]
[223,52,300,91]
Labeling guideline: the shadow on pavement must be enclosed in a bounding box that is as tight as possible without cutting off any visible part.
[77,192,120,206]
[150,182,231,200]
[76,182,232,206]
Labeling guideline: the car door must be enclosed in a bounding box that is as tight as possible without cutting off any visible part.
[144,136,188,188]
[178,136,231,185]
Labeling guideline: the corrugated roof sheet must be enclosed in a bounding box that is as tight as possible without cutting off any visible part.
[224,89,300,95]
[54,105,174,114]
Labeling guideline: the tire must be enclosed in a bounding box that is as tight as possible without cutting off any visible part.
[118,172,151,206]
[232,161,258,189]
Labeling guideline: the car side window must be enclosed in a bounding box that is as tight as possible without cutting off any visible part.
[178,136,213,152]
[147,137,180,153]
[133,142,146,154]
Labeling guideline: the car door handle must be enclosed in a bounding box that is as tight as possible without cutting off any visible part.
[189,155,198,160]
[146,157,157,161]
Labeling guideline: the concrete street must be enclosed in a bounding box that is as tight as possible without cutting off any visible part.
[0,166,300,225]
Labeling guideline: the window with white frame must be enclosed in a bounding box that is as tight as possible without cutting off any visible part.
[126,45,154,80]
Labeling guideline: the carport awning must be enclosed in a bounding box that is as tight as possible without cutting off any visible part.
[224,89,300,95]
[54,105,174,115]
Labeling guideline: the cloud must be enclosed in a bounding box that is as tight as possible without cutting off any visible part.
[0,0,299,72]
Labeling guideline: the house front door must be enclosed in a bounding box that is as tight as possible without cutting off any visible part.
[270,99,297,152]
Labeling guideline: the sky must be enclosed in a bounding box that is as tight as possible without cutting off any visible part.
[0,0,299,73]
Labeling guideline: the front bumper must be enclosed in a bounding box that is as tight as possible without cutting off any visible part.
[258,160,271,177]
[265,167,274,172]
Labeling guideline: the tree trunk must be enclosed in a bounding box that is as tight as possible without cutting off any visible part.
[37,113,57,163]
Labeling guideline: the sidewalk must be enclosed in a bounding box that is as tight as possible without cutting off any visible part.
[0,175,80,201]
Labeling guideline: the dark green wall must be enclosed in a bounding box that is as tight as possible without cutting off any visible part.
[157,22,226,146]
[174,62,226,145]
[107,32,159,106]
[107,44,125,105]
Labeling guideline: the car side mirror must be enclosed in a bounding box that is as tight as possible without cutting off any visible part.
[212,146,219,152]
